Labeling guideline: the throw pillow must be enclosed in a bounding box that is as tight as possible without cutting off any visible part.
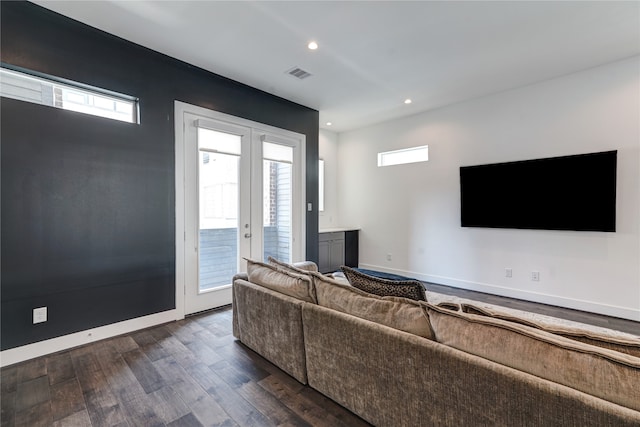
[340,266,426,301]
[246,258,317,303]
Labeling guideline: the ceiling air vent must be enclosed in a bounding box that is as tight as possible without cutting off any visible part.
[286,67,312,80]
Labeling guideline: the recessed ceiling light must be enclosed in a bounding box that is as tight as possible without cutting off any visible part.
[308,41,318,50]
[404,99,412,104]
[326,122,332,126]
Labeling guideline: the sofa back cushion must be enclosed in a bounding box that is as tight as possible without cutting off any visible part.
[426,303,640,412]
[340,266,427,301]
[246,259,317,303]
[313,272,434,340]
[461,303,640,358]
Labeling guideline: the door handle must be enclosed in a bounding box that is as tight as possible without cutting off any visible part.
[244,233,252,238]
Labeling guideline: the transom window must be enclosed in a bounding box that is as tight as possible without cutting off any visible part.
[378,145,429,167]
[0,66,139,124]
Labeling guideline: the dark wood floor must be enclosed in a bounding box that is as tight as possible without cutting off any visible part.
[0,307,371,427]
[1,285,638,427]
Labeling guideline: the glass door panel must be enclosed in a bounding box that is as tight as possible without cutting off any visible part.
[263,142,293,263]
[198,148,240,291]
[183,118,250,315]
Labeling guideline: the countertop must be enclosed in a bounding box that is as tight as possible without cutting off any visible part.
[318,227,360,233]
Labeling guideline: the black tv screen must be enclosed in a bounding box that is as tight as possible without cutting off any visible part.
[460,151,617,232]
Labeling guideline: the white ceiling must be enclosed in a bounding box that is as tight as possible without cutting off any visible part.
[33,1,640,133]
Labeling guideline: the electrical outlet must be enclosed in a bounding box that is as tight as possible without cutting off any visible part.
[505,268,512,278]
[531,271,540,282]
[386,253,392,261]
[33,307,47,324]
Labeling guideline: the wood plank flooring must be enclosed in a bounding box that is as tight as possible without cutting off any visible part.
[0,307,371,427]
[1,284,638,426]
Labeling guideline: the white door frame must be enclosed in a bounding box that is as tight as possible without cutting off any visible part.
[184,116,251,315]
[175,101,306,318]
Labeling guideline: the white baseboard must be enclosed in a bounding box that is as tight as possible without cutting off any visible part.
[358,263,640,322]
[0,309,183,368]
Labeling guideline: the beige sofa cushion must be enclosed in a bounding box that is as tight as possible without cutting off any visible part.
[461,303,640,358]
[246,258,317,303]
[426,303,640,412]
[313,272,434,340]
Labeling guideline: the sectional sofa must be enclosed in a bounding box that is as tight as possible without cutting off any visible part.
[232,259,640,426]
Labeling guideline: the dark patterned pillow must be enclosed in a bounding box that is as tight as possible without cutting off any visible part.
[340,266,427,301]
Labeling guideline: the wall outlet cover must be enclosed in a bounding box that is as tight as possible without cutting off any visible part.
[33,307,47,324]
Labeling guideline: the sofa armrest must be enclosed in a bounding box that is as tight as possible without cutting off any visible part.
[232,273,250,339]
[233,272,249,282]
[233,279,308,384]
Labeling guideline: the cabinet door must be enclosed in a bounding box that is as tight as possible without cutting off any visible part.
[329,239,345,271]
[344,230,359,267]
[318,240,331,273]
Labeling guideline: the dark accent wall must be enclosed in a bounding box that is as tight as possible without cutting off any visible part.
[0,1,319,351]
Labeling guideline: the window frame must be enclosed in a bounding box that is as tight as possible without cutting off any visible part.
[377,145,429,167]
[0,64,139,124]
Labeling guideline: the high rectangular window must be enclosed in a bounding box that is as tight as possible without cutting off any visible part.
[378,145,429,167]
[0,66,138,123]
[319,159,325,212]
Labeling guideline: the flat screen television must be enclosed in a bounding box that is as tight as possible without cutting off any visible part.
[460,151,617,232]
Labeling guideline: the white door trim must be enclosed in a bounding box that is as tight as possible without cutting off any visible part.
[185,115,251,314]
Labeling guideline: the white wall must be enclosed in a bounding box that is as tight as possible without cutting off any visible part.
[337,56,640,321]
[319,128,340,229]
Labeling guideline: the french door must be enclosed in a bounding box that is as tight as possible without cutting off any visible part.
[175,102,305,315]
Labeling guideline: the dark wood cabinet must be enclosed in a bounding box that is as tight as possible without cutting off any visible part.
[344,230,359,268]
